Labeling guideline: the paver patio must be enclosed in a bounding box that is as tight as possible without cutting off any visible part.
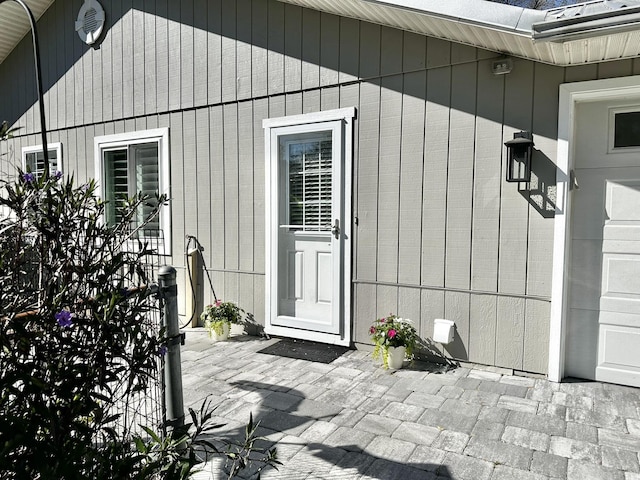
[180,332,640,480]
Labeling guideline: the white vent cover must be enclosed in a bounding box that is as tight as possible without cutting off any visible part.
[75,0,105,45]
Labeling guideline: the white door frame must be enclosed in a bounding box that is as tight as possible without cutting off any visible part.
[263,107,355,346]
[549,75,640,382]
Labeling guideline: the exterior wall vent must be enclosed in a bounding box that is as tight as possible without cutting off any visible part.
[76,0,105,46]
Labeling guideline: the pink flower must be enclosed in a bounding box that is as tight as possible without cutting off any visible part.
[380,318,385,323]
[369,326,376,335]
[215,299,222,306]
[388,329,397,339]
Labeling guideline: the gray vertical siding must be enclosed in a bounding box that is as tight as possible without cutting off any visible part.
[3,0,639,375]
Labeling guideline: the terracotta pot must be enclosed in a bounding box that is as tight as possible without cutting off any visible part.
[387,345,406,369]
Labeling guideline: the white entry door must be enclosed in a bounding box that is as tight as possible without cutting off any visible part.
[566,100,640,386]
[264,109,354,346]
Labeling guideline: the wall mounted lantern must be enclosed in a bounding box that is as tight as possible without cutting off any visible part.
[504,131,533,183]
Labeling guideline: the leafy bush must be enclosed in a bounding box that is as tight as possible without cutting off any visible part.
[0,171,168,478]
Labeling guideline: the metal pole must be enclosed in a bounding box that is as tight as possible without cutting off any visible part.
[0,0,49,168]
[158,265,185,431]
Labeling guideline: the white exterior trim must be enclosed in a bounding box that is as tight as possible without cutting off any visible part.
[549,75,640,382]
[263,107,355,347]
[21,142,63,174]
[94,128,171,255]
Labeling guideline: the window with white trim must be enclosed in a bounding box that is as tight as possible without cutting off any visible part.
[22,142,62,178]
[94,129,171,255]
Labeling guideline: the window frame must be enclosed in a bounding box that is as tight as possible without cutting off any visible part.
[21,142,63,178]
[608,105,640,153]
[94,128,171,255]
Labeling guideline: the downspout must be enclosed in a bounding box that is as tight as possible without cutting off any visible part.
[0,0,48,169]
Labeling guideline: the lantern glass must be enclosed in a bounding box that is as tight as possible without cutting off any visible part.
[505,132,533,183]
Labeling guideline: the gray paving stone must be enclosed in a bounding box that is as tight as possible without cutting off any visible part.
[315,388,367,410]
[354,413,402,436]
[404,391,446,409]
[417,408,477,434]
[455,377,481,390]
[329,451,376,478]
[289,444,349,474]
[257,409,313,436]
[440,398,482,417]
[531,450,568,478]
[567,459,625,480]
[431,430,469,453]
[409,445,447,471]
[357,396,392,415]
[471,419,505,441]
[552,391,594,409]
[500,375,536,388]
[392,421,440,445]
[261,391,302,411]
[299,420,338,443]
[380,401,425,421]
[537,402,567,418]
[463,437,533,469]
[602,445,640,472]
[477,380,510,395]
[324,426,376,452]
[491,465,548,480]
[294,397,343,420]
[395,377,443,395]
[478,405,510,423]
[365,435,417,463]
[599,428,640,452]
[440,451,495,480]
[507,410,566,436]
[627,419,640,436]
[330,408,366,428]
[498,395,539,414]
[566,422,598,443]
[460,389,501,406]
[502,425,550,451]
[566,406,626,429]
[468,370,503,382]
[438,385,464,399]
[362,458,437,480]
[549,436,600,463]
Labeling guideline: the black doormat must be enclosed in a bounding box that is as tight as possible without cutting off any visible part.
[257,337,351,364]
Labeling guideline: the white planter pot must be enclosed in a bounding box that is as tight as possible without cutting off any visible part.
[386,346,406,370]
[209,322,230,342]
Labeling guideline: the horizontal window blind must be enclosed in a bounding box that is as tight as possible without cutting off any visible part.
[288,139,332,231]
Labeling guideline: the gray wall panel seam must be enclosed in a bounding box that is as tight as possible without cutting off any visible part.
[353,279,551,303]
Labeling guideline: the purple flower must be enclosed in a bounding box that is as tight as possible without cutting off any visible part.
[156,345,168,357]
[55,310,73,328]
[54,170,63,180]
[22,172,35,183]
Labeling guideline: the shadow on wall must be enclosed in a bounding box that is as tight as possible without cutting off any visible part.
[0,0,564,141]
[198,379,452,478]
[518,149,558,219]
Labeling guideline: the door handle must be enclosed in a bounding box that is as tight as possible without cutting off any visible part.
[331,219,340,239]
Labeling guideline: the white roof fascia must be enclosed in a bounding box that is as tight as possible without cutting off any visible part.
[360,0,546,34]
[532,6,640,42]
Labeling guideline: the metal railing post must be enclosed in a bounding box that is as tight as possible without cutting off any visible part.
[158,266,184,431]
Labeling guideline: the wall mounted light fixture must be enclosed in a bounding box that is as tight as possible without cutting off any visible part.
[504,131,534,183]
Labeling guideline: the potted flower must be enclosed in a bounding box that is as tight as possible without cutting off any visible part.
[369,314,419,369]
[201,300,243,342]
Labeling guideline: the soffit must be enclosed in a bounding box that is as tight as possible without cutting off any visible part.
[0,0,54,65]
[277,0,640,66]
